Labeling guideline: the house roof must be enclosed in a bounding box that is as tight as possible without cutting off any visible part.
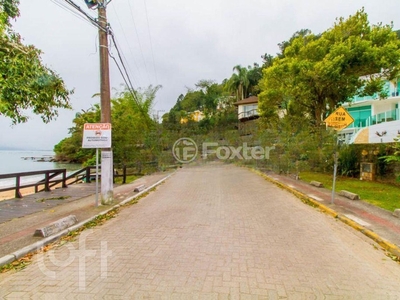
[233,96,258,106]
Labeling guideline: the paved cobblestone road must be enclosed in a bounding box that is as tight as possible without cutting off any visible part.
[1,163,400,298]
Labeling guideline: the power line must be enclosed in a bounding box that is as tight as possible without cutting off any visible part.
[53,0,152,120]
[142,0,158,84]
[59,0,107,32]
[51,0,95,25]
[109,31,147,113]
[109,30,138,100]
[109,30,155,123]
[126,0,152,84]
[109,3,143,88]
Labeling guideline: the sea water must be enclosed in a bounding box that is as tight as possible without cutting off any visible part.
[0,150,82,188]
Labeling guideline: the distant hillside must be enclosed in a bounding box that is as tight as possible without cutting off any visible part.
[0,145,49,151]
[0,146,23,151]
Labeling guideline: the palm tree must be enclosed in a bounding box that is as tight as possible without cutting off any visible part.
[227,65,249,101]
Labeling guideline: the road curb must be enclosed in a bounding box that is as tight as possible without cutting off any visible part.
[0,172,175,268]
[252,169,400,259]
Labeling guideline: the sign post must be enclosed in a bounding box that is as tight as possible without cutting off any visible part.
[324,107,354,204]
[82,123,112,206]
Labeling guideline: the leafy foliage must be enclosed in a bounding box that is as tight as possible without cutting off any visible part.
[54,86,160,165]
[163,79,237,134]
[339,145,359,177]
[0,0,72,123]
[258,9,400,126]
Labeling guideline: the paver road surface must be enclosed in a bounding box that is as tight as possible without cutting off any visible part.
[1,163,400,298]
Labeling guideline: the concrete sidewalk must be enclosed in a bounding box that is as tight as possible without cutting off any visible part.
[259,169,400,251]
[0,170,174,258]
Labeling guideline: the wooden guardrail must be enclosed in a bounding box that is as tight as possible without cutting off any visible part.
[0,169,67,198]
[0,161,160,199]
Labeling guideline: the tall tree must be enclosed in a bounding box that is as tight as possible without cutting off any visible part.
[247,63,263,96]
[112,85,160,164]
[0,0,72,123]
[259,9,400,125]
[227,65,249,101]
[54,104,100,163]
[54,85,160,164]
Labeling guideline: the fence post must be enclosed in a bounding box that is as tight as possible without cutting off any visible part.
[44,172,50,192]
[62,169,67,188]
[123,164,127,184]
[15,175,22,198]
[85,167,91,183]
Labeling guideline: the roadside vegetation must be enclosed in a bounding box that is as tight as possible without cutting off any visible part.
[299,172,400,212]
[113,175,139,185]
[0,0,72,124]
[3,1,400,209]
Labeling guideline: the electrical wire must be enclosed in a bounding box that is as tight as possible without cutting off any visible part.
[110,3,143,88]
[109,30,155,124]
[51,0,95,25]
[108,47,150,121]
[126,0,152,84]
[109,31,140,104]
[60,0,107,32]
[53,0,153,122]
[142,0,158,84]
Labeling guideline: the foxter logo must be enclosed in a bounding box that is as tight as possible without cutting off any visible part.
[172,138,198,163]
[172,138,275,163]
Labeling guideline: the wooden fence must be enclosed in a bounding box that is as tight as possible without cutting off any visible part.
[0,161,159,199]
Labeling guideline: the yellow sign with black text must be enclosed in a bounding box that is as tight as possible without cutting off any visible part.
[324,107,354,131]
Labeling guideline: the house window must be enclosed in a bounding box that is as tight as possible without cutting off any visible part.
[348,105,371,127]
[397,79,400,95]
[243,104,258,117]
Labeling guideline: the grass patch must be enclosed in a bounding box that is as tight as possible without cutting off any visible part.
[36,196,71,203]
[300,172,400,211]
[114,175,139,184]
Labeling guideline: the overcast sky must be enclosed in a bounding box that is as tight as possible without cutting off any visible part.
[1,0,399,150]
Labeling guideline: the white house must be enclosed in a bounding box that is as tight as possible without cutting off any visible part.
[233,96,259,121]
[341,78,400,144]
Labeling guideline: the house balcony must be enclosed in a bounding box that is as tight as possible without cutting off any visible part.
[342,108,400,144]
[238,109,259,122]
[346,108,399,129]
[351,89,400,103]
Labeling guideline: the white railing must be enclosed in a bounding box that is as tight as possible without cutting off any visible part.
[238,109,259,120]
[347,108,400,130]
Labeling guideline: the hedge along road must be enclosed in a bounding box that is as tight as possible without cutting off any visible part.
[0,163,400,298]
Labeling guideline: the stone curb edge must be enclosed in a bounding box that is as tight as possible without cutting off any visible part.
[0,172,175,268]
[252,169,400,259]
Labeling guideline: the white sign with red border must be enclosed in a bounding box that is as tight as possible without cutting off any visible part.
[82,123,112,148]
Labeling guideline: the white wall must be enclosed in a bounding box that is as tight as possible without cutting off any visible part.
[368,120,400,143]
[372,100,396,115]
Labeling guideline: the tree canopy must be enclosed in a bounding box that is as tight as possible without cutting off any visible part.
[258,9,400,126]
[0,0,72,123]
[54,85,161,165]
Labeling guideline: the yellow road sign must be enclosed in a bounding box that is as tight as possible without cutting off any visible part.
[324,107,354,131]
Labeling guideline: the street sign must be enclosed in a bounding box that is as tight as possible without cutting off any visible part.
[82,123,112,148]
[324,107,354,131]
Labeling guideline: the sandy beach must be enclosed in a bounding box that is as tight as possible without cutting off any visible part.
[0,178,82,202]
[0,187,36,201]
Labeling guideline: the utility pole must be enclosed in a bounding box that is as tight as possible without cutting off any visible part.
[98,0,113,204]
